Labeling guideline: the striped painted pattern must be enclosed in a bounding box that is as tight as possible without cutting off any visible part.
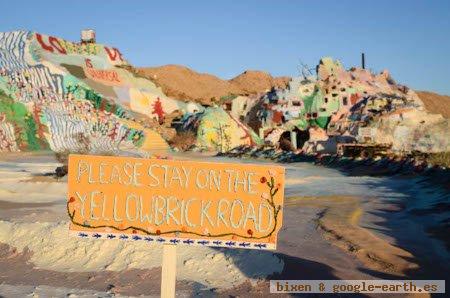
[0,122,19,151]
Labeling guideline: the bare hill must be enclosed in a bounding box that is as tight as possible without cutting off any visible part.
[230,70,290,94]
[416,91,450,118]
[138,65,290,105]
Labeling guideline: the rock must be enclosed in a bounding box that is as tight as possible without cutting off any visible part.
[55,165,68,178]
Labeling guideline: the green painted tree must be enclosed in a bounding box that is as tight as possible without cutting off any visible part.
[0,93,48,150]
[24,113,40,150]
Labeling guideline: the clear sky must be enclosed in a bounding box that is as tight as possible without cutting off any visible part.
[1,0,449,94]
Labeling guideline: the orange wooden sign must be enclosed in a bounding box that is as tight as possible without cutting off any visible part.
[67,154,285,250]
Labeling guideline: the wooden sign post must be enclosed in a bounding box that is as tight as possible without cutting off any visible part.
[161,244,177,298]
[67,154,285,297]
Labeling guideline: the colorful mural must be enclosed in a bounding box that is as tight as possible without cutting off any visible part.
[259,57,414,131]
[0,90,47,151]
[250,57,448,153]
[196,107,262,152]
[31,32,202,117]
[0,30,201,153]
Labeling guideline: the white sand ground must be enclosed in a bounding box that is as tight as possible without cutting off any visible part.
[0,283,138,298]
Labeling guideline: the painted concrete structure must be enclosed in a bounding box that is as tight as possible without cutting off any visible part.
[180,107,262,152]
[251,57,448,153]
[0,31,202,153]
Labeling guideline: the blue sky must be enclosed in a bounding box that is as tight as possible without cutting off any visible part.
[1,0,449,94]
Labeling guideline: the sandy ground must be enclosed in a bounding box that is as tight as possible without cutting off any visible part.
[0,152,448,297]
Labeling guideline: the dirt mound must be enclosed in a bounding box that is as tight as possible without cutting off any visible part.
[230,70,290,94]
[416,91,450,118]
[138,65,290,105]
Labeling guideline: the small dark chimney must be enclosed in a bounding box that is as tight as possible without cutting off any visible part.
[361,53,365,69]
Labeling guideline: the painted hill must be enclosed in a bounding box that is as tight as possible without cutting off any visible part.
[0,31,204,154]
[223,57,449,154]
[138,65,290,105]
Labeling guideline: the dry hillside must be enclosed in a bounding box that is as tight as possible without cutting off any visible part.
[416,91,450,118]
[138,65,290,105]
[230,70,289,94]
